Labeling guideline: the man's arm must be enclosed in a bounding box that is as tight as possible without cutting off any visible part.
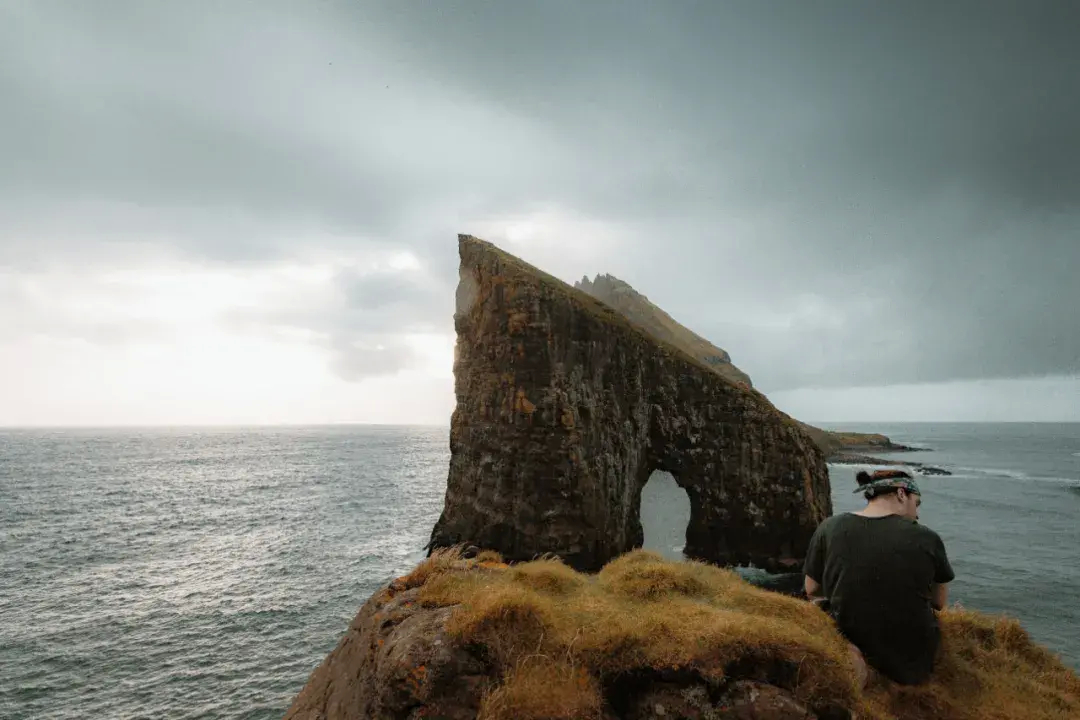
[930,530,955,611]
[931,582,949,611]
[803,521,827,600]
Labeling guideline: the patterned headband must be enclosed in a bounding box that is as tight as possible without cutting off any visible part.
[853,469,922,496]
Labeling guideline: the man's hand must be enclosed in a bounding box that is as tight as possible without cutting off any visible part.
[804,575,822,598]
[931,582,949,611]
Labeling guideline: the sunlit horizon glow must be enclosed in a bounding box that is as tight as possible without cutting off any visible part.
[2,212,1079,428]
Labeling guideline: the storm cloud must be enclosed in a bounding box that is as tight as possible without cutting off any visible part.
[2,0,1077,397]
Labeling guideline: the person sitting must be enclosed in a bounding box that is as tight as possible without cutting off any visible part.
[803,469,954,687]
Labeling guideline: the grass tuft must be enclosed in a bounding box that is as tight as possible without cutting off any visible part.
[477,655,603,720]
[444,584,557,668]
[474,549,505,564]
[511,559,589,595]
[393,545,464,591]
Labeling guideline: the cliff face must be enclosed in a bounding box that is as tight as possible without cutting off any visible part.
[427,235,831,573]
[575,273,753,387]
[574,272,901,459]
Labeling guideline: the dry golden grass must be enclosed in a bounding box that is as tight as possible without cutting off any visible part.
[478,656,603,720]
[862,610,1080,720]
[393,545,464,590]
[509,558,588,595]
[474,549,505,564]
[408,547,1079,720]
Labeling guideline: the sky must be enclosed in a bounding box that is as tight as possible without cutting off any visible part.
[1,1,1078,426]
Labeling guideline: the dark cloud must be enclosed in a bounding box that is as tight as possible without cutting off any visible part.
[2,1,1077,390]
[0,2,572,262]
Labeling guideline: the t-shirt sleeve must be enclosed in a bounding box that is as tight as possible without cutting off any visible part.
[932,532,955,584]
[803,522,827,582]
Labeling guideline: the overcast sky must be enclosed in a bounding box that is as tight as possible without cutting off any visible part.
[2,1,1077,426]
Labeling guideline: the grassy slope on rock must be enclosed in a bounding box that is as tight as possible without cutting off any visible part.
[403,548,1080,720]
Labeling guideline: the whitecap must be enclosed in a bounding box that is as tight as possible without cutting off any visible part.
[951,466,1079,487]
[952,466,1031,481]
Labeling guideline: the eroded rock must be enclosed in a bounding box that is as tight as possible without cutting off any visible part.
[428,235,831,573]
[283,585,489,720]
[626,680,818,720]
[717,682,818,719]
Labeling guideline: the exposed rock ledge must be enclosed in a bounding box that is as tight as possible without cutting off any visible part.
[427,235,831,573]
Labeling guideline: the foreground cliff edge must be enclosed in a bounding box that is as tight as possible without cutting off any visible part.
[428,234,830,573]
[284,549,1080,720]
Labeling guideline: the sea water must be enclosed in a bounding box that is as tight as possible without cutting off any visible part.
[1,423,1077,719]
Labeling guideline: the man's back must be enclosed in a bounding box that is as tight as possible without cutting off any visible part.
[804,512,954,684]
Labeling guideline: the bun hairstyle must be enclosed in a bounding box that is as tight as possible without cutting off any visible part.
[856,470,874,487]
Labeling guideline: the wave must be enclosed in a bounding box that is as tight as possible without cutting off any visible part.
[830,460,1077,490]
[1073,452,1080,458]
[952,466,1031,481]
[949,466,1078,488]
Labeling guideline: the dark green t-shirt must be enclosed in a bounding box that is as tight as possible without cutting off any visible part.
[803,512,955,685]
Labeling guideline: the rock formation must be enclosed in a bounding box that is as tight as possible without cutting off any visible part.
[574,273,753,387]
[827,454,952,476]
[427,235,831,573]
[574,271,923,464]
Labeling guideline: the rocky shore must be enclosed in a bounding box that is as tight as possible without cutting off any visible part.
[827,453,953,476]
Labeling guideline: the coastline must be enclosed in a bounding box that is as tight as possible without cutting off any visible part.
[827,449,953,476]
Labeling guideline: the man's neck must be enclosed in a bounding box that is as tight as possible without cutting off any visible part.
[856,503,901,518]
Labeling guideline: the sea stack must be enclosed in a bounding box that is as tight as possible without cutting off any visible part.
[426,234,831,572]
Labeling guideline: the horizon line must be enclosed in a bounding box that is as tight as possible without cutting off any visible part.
[2,419,1078,430]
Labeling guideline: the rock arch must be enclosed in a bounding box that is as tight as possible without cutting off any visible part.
[427,235,831,573]
[638,470,690,559]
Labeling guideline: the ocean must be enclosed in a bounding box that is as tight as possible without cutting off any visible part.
[1,422,1078,719]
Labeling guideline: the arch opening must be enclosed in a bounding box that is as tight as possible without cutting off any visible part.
[639,470,691,560]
